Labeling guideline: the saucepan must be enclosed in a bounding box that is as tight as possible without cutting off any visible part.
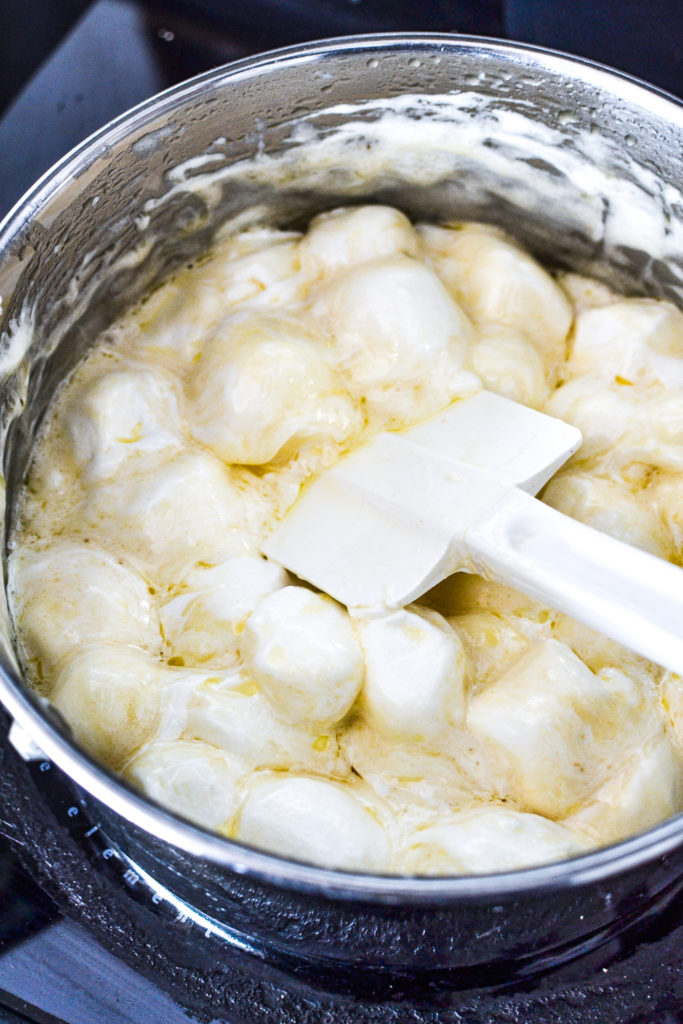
[1,34,683,997]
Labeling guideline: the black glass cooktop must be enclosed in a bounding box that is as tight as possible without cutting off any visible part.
[0,858,196,1024]
[1,2,683,1022]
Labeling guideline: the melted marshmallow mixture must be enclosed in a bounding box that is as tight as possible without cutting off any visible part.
[9,206,683,874]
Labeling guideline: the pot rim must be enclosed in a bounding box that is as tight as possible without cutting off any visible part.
[2,31,683,902]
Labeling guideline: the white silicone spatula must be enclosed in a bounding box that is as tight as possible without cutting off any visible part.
[264,390,683,674]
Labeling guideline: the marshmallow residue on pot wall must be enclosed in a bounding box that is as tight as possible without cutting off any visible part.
[138,91,683,303]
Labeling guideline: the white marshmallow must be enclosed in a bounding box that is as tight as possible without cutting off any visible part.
[242,586,364,728]
[125,739,245,831]
[550,613,655,678]
[135,270,228,364]
[449,610,530,689]
[548,378,683,473]
[546,377,639,463]
[189,313,361,465]
[566,732,683,844]
[567,299,683,387]
[51,644,227,767]
[235,774,390,871]
[65,366,183,481]
[341,719,508,814]
[185,673,348,777]
[160,555,289,666]
[215,231,303,309]
[9,541,160,683]
[418,222,572,365]
[310,254,475,421]
[402,806,587,874]
[52,644,165,767]
[357,607,467,740]
[468,323,550,408]
[135,230,302,362]
[646,472,683,550]
[468,640,646,817]
[557,272,619,312]
[299,205,419,277]
[77,449,259,585]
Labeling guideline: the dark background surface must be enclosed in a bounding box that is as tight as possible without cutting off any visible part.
[1,2,683,1022]
[0,0,682,219]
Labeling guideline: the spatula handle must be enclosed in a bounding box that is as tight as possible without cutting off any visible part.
[467,488,683,674]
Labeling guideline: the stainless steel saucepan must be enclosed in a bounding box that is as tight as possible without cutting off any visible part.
[1,34,683,996]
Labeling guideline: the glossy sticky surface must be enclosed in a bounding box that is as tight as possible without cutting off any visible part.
[9,206,683,875]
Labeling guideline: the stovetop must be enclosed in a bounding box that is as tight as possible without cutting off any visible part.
[1,2,683,1022]
[4,711,683,1024]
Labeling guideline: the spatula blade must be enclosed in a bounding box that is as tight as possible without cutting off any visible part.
[264,437,511,610]
[402,390,581,493]
[263,391,582,610]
